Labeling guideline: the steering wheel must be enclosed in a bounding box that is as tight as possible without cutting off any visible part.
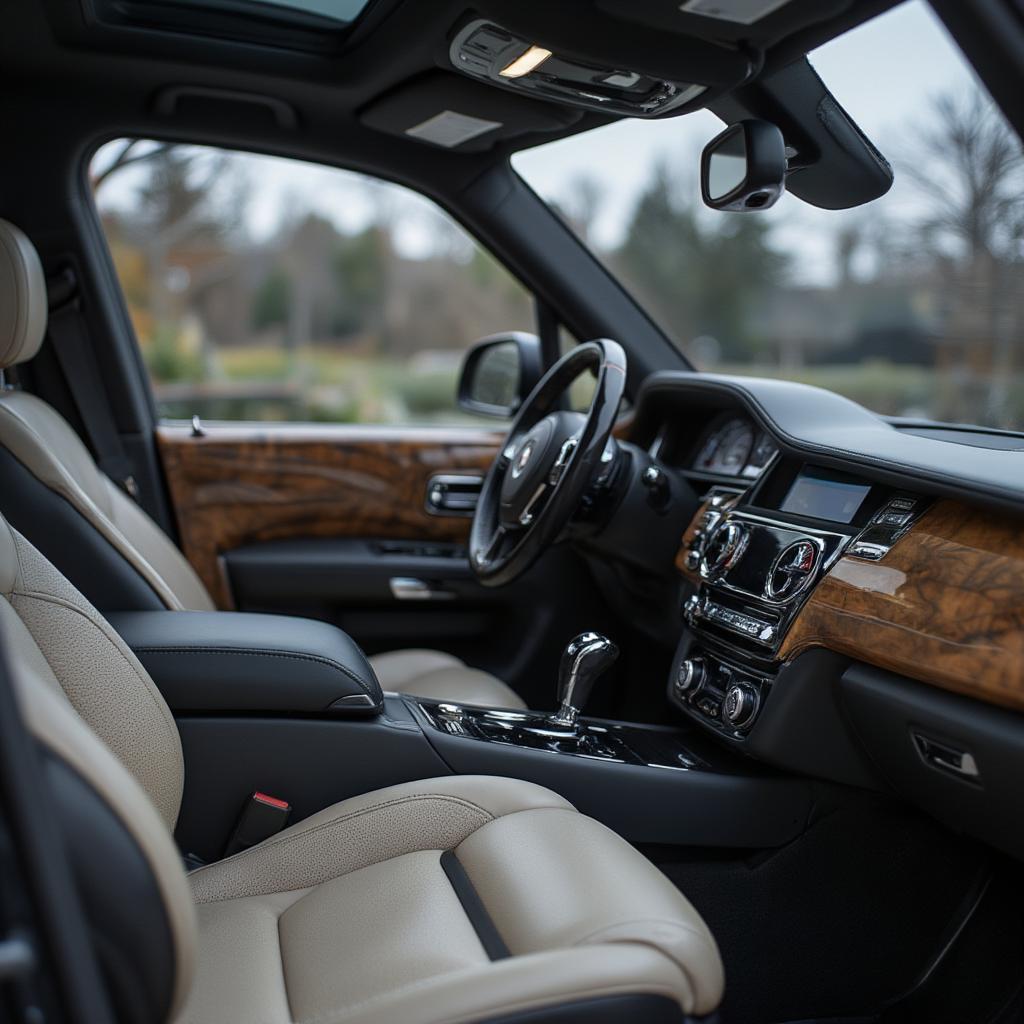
[470,339,627,587]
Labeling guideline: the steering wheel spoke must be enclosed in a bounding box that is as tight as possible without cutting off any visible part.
[518,481,549,527]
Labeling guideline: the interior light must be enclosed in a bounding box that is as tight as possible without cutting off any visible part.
[499,45,552,78]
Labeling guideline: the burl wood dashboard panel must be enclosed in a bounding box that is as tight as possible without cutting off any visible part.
[157,424,500,608]
[779,500,1024,711]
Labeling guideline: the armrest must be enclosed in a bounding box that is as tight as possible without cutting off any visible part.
[108,611,383,715]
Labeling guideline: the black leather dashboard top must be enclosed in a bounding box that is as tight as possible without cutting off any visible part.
[635,372,1024,511]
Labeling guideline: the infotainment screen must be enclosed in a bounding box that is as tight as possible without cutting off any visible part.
[780,468,872,524]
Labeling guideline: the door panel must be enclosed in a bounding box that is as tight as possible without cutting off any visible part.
[156,423,615,706]
[157,423,500,607]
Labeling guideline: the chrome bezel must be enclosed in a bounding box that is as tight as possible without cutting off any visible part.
[700,521,749,579]
[764,539,821,601]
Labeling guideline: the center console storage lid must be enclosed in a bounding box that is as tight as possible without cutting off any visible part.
[109,611,383,715]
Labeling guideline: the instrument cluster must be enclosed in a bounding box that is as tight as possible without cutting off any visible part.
[691,414,777,479]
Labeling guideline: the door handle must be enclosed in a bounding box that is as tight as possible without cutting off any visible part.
[389,577,456,601]
[912,732,980,781]
[425,474,482,516]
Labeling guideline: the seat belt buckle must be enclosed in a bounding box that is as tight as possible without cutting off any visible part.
[223,791,291,857]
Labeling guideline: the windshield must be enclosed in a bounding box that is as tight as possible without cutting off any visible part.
[513,0,1024,432]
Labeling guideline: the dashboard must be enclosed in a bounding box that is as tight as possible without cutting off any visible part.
[626,371,1024,861]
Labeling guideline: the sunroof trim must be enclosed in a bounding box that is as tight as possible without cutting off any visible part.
[136,0,372,27]
[91,0,376,52]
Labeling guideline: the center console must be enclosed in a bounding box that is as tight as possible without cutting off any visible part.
[671,461,929,741]
[110,608,816,859]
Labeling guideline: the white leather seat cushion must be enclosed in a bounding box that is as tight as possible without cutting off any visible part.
[0,514,724,1023]
[370,649,527,710]
[182,776,724,1023]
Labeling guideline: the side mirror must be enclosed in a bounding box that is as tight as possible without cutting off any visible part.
[700,119,786,212]
[457,332,544,418]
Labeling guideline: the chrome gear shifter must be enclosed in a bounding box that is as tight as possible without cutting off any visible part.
[550,632,619,728]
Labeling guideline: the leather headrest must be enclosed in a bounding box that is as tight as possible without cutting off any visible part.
[0,220,46,369]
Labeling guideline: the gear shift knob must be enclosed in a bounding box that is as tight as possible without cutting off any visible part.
[551,632,619,728]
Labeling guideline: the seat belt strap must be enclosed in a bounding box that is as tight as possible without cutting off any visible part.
[46,267,139,499]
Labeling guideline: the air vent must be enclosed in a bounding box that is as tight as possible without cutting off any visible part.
[765,540,819,600]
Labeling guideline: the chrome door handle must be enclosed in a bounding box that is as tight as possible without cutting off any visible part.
[425,474,482,516]
[389,577,455,601]
[912,732,980,781]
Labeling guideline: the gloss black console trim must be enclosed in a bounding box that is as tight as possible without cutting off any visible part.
[411,698,814,849]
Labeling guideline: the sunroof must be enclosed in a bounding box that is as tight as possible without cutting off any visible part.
[180,0,372,25]
[222,0,372,25]
[93,0,376,51]
[151,0,372,26]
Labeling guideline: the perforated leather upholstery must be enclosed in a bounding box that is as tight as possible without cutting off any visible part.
[0,219,523,709]
[1,515,725,1022]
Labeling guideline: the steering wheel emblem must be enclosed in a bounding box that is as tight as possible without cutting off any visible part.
[511,439,536,479]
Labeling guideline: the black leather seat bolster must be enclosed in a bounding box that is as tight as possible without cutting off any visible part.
[108,611,383,715]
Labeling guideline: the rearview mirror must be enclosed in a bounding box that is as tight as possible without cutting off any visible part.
[701,119,786,212]
[457,332,543,418]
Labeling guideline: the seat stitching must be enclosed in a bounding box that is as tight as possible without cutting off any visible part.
[296,961,684,1024]
[132,645,378,698]
[571,917,718,950]
[190,794,497,896]
[8,518,25,596]
[10,587,185,784]
[276,903,296,1023]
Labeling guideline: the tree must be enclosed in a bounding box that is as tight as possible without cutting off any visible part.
[901,87,1024,422]
[560,174,606,244]
[613,161,788,362]
[332,226,390,340]
[902,89,1024,264]
[251,270,292,331]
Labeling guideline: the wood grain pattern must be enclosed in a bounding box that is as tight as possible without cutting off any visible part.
[157,424,501,608]
[779,500,1024,711]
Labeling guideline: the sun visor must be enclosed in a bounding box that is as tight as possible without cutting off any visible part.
[711,57,893,210]
[360,72,582,152]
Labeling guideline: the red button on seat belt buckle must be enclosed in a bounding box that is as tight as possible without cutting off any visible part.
[223,791,292,858]
[254,791,290,811]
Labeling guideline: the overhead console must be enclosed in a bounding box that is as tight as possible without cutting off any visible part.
[448,19,707,117]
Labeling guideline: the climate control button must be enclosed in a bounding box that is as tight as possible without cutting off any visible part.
[722,682,760,729]
[675,658,707,696]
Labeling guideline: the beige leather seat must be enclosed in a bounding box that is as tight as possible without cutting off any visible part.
[1,512,724,1023]
[0,218,523,710]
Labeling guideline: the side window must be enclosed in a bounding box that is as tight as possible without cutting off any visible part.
[89,140,534,425]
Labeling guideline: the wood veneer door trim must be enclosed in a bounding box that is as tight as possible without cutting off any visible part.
[156,423,503,608]
[779,500,1024,711]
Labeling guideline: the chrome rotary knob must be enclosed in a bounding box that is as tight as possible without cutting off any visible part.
[722,683,759,729]
[676,658,706,694]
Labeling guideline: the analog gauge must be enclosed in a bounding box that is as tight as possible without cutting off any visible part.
[694,430,722,471]
[743,432,778,477]
[708,419,755,474]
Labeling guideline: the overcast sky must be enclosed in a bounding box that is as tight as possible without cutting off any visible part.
[95,0,987,286]
[514,0,981,280]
